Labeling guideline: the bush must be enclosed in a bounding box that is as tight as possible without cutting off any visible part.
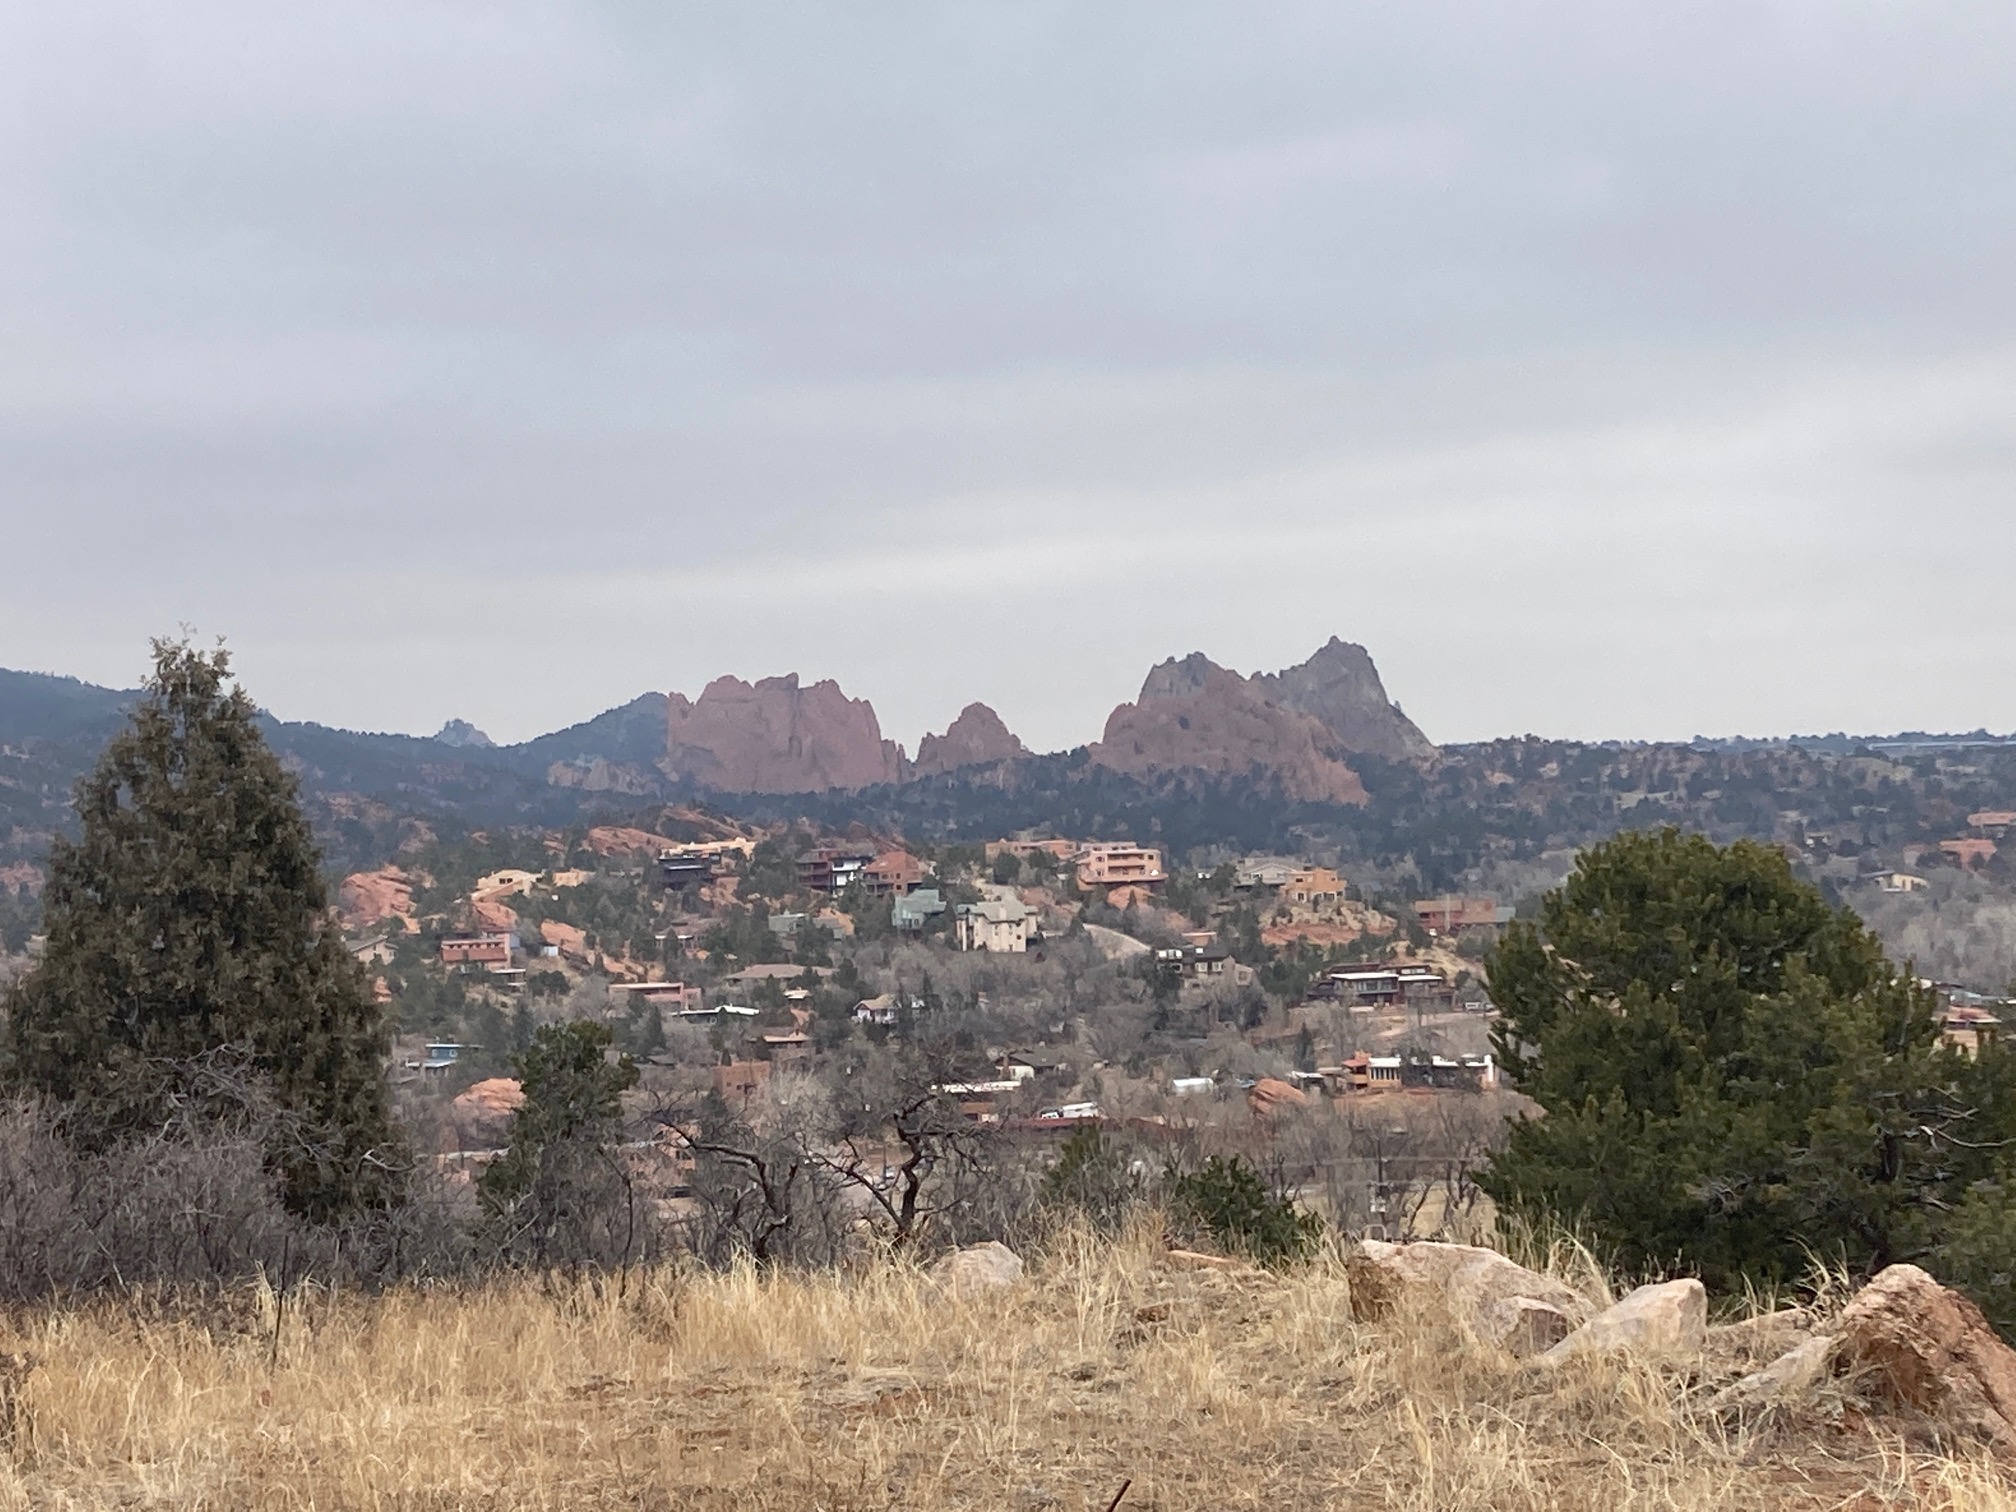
[1168,1155,1321,1266]
[1039,1126,1139,1233]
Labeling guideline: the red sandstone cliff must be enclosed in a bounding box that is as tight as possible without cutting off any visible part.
[663,674,907,794]
[1088,654,1369,805]
[912,703,1028,777]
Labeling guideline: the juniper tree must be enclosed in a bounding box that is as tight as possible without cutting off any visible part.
[480,1020,639,1266]
[2,638,398,1221]
[1480,829,2008,1290]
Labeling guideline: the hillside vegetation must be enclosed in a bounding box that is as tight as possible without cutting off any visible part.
[0,1225,2010,1511]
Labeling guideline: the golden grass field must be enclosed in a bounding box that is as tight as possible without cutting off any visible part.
[0,1224,2010,1511]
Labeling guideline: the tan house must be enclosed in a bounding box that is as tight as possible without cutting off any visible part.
[713,1060,772,1101]
[1285,867,1345,906]
[1075,842,1166,889]
[955,892,1032,953]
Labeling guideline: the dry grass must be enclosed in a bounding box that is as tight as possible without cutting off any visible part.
[0,1224,2007,1510]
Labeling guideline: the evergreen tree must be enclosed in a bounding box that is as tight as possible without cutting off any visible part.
[1481,829,1992,1290]
[2,638,398,1220]
[479,1021,638,1265]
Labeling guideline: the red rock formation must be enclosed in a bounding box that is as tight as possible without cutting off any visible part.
[0,862,43,897]
[913,703,1028,777]
[338,866,415,934]
[1089,655,1368,805]
[584,825,674,859]
[1837,1263,2016,1453]
[472,897,520,933]
[1250,637,1437,765]
[451,1077,524,1150]
[664,674,907,793]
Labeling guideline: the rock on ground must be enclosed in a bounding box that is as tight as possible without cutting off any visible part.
[1835,1263,2016,1453]
[1707,1307,1817,1371]
[1541,1279,1707,1367]
[1709,1333,1842,1416]
[1350,1241,1588,1358]
[932,1242,1024,1298]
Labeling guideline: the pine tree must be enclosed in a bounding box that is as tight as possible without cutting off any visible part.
[2,638,399,1221]
[1480,829,1981,1289]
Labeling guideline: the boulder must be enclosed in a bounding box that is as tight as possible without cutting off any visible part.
[932,1242,1024,1298]
[1540,1279,1707,1367]
[450,1077,524,1148]
[1349,1241,1588,1358]
[1708,1333,1841,1416]
[1706,1307,1817,1370]
[1835,1263,2016,1453]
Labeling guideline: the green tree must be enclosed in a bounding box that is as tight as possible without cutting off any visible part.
[1480,829,1979,1290]
[1168,1155,1321,1266]
[1041,1125,1139,1232]
[479,1021,640,1264]
[2,638,398,1221]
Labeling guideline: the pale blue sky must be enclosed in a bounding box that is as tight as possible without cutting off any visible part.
[4,3,2014,750]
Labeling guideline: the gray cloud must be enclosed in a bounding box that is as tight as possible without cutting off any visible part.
[4,2,2016,748]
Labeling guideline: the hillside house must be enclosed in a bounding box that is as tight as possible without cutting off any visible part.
[1942,1004,2003,1057]
[1970,811,2016,834]
[1869,870,1929,893]
[1154,944,1255,992]
[955,894,1031,953]
[713,1060,771,1102]
[607,980,703,1011]
[439,932,517,970]
[797,847,877,893]
[1075,842,1166,890]
[1413,896,1509,932]
[987,838,1078,863]
[1942,838,1999,868]
[1325,965,1453,1013]
[861,851,926,896]
[853,994,899,1025]
[1285,867,1345,906]
[1234,857,1299,889]
[755,1031,813,1067]
[892,888,946,931]
[722,963,835,987]
[658,853,715,890]
[1000,1049,1072,1083]
[473,869,540,900]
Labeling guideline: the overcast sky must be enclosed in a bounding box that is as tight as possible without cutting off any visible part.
[4,2,2015,752]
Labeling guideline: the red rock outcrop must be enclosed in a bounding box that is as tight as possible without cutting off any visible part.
[664,674,907,793]
[584,826,674,859]
[472,897,520,933]
[912,703,1028,777]
[1250,636,1437,765]
[0,862,43,897]
[451,1077,524,1149]
[338,867,415,934]
[1836,1263,2016,1453]
[1089,655,1369,805]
